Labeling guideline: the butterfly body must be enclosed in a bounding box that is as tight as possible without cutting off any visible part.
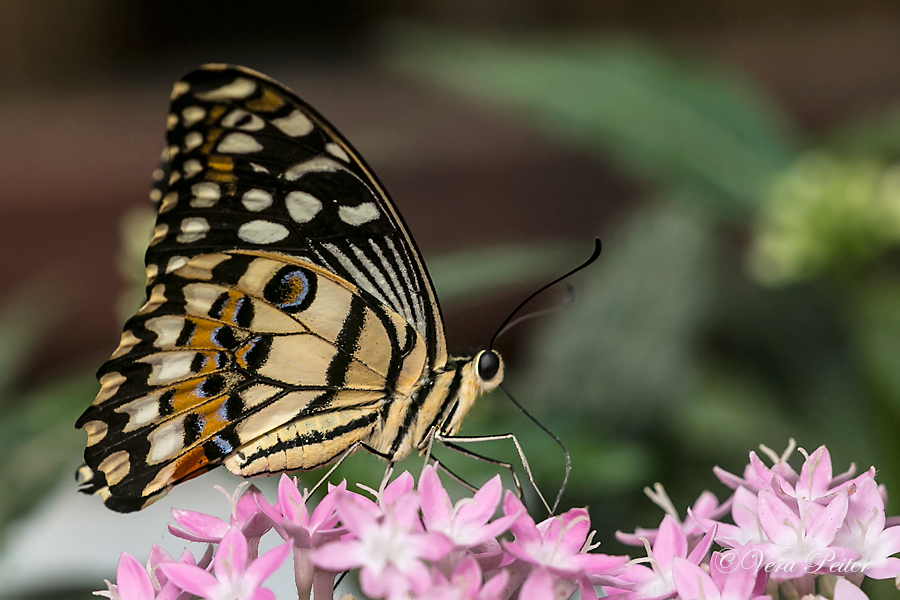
[75,65,503,512]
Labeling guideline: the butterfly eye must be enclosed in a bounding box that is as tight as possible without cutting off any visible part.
[477,350,501,381]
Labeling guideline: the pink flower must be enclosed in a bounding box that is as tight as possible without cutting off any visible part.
[96,553,157,600]
[311,488,453,600]
[755,489,855,581]
[97,548,207,600]
[416,557,510,600]
[255,475,346,598]
[169,484,272,558]
[160,527,289,600]
[695,486,766,548]
[673,548,767,600]
[420,465,519,549]
[618,486,730,546]
[608,515,716,600]
[832,476,900,579]
[502,494,628,600]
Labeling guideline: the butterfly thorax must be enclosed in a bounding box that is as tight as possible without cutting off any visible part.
[368,350,505,461]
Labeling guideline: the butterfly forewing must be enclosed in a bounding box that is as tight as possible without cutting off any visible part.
[149,66,446,364]
[75,65,457,512]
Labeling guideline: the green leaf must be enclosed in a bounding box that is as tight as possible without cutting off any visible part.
[386,27,795,211]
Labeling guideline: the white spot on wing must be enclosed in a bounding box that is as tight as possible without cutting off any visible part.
[183,159,203,178]
[238,220,289,244]
[184,131,203,151]
[190,182,220,208]
[166,256,189,273]
[283,156,343,181]
[160,192,178,213]
[142,351,194,386]
[217,132,263,154]
[177,217,210,243]
[222,108,265,131]
[171,81,190,100]
[145,315,184,347]
[272,110,314,137]
[147,419,185,464]
[194,77,257,101]
[339,202,380,226]
[149,188,162,202]
[250,163,269,173]
[166,114,178,131]
[149,223,168,246]
[242,189,273,212]
[181,106,206,126]
[326,142,350,162]
[116,394,161,433]
[285,191,322,223]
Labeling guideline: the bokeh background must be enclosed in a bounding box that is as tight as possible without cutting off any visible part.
[4,1,900,598]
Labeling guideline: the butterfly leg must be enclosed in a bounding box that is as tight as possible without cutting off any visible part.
[435,432,554,515]
[306,441,366,496]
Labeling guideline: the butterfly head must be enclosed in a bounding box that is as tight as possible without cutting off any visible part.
[476,349,503,387]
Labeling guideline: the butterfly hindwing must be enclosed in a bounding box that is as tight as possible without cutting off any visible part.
[78,248,430,511]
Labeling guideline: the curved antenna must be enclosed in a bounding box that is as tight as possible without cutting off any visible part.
[492,284,576,345]
[501,382,571,514]
[489,238,602,350]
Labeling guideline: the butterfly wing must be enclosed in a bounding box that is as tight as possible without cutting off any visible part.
[76,65,446,511]
[150,65,447,366]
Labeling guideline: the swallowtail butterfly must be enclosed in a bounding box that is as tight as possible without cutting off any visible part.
[75,64,505,512]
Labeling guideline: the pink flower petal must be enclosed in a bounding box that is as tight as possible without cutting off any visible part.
[168,510,228,542]
[310,539,365,572]
[382,471,415,506]
[672,557,720,600]
[115,553,156,600]
[158,563,218,598]
[459,475,503,526]
[757,491,799,546]
[652,515,688,569]
[555,508,590,554]
[505,493,540,545]
[833,577,869,600]
[520,567,556,600]
[419,465,452,526]
[804,494,847,546]
[277,474,306,525]
[214,528,249,580]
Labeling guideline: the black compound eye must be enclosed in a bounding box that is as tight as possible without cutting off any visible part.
[477,350,501,381]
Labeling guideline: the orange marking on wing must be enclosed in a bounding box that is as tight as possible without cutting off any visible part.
[200,128,224,154]
[205,105,227,125]
[245,87,285,112]
[172,446,211,481]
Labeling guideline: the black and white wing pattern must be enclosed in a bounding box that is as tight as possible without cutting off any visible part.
[74,65,502,513]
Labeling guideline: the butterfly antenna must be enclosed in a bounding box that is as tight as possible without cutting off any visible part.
[492,284,575,345]
[501,382,570,513]
[489,238,602,350]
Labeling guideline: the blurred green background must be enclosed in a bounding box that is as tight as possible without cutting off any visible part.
[4,1,900,598]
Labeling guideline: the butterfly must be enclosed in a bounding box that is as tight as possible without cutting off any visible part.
[75,64,505,512]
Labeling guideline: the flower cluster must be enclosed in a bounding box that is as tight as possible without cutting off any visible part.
[612,440,900,600]
[96,442,900,600]
[96,465,627,600]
